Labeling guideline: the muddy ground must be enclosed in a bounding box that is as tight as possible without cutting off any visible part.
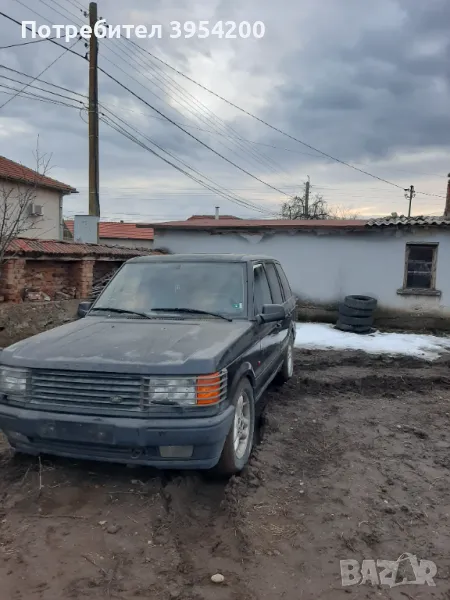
[1,349,450,600]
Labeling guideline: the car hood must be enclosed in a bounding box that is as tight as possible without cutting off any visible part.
[0,316,255,374]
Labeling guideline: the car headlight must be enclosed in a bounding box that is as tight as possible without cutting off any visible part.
[149,377,197,406]
[146,371,227,407]
[0,366,30,397]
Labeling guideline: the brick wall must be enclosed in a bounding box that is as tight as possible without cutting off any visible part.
[24,261,75,299]
[0,259,26,302]
[0,257,127,303]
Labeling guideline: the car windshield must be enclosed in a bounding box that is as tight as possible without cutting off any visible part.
[93,261,246,318]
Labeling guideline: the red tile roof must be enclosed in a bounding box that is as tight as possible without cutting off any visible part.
[6,237,160,258]
[65,220,154,240]
[140,218,368,231]
[0,156,77,193]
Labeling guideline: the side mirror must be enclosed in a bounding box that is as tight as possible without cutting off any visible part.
[258,304,286,323]
[77,301,93,318]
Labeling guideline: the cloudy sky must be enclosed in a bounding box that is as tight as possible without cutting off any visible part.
[0,0,449,222]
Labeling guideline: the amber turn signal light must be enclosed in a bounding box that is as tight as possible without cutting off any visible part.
[196,373,222,405]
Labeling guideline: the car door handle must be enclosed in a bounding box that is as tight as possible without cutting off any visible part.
[275,322,283,329]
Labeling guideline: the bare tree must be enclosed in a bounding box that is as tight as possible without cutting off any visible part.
[281,182,330,219]
[281,182,360,220]
[327,204,360,220]
[0,141,52,268]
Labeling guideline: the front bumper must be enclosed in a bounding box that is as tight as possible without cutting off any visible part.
[0,403,235,469]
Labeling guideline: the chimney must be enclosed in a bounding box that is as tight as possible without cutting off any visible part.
[445,174,450,217]
[215,206,220,220]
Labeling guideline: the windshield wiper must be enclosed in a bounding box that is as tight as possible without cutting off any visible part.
[151,308,232,322]
[91,307,151,319]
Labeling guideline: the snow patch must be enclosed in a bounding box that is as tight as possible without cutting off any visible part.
[294,323,450,360]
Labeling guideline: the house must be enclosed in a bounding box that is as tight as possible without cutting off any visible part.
[0,156,77,241]
[139,215,450,325]
[64,220,154,249]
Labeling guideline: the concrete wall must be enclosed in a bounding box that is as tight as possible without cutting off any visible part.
[154,228,450,316]
[99,237,154,250]
[1,180,63,240]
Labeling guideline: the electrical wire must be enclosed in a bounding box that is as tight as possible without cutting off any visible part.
[3,7,445,202]
[0,65,87,98]
[125,39,421,191]
[0,74,85,104]
[44,0,296,182]
[37,0,83,25]
[95,64,293,198]
[101,113,279,216]
[111,34,295,181]
[99,43,289,183]
[0,35,81,110]
[0,37,57,49]
[0,87,84,110]
[100,109,279,215]
[4,7,294,202]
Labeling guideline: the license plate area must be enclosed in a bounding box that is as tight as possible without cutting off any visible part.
[38,421,114,444]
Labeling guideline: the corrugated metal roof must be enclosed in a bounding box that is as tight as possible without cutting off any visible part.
[6,237,156,258]
[0,156,77,193]
[367,216,450,227]
[65,220,154,240]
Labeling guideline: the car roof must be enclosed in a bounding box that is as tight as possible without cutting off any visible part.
[128,254,278,264]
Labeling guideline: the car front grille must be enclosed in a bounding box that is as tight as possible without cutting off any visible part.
[30,370,143,413]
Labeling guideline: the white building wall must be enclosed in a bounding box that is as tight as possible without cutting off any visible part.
[154,228,450,315]
[1,180,62,240]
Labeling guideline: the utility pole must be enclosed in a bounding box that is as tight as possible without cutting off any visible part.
[404,185,415,217]
[304,176,310,218]
[444,174,450,217]
[88,1,100,234]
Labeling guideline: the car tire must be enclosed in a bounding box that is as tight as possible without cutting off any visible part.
[215,378,255,476]
[335,320,371,334]
[277,336,294,383]
[344,295,377,311]
[338,303,373,318]
[338,314,374,327]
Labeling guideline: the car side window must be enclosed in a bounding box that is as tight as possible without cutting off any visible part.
[265,263,284,304]
[253,265,273,314]
[275,264,293,299]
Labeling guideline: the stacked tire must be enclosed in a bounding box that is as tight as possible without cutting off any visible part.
[336,295,377,335]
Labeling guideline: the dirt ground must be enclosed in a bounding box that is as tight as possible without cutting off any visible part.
[1,349,450,600]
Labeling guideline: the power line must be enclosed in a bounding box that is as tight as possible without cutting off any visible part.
[0,11,86,61]
[0,37,57,49]
[0,65,87,98]
[96,64,292,198]
[0,83,85,109]
[0,88,84,111]
[126,41,412,190]
[3,8,445,203]
[47,2,295,183]
[3,8,294,200]
[34,1,292,184]
[101,113,279,216]
[0,74,85,104]
[100,109,278,216]
[0,36,81,110]
[114,35,295,182]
